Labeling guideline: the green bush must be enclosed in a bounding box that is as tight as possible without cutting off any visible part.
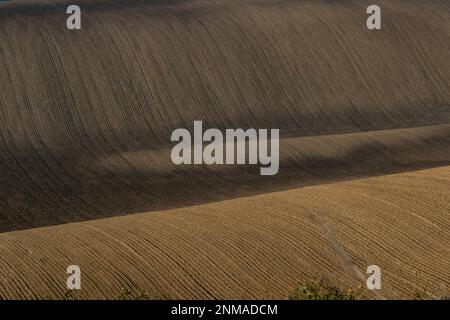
[288,281,358,300]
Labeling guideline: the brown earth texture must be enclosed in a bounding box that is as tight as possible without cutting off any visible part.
[0,0,449,299]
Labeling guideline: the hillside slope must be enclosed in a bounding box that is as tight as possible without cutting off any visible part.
[0,166,449,299]
[0,0,449,231]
